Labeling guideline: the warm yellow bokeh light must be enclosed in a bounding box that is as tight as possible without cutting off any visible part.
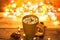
[27,2,31,6]
[23,12,31,16]
[16,8,20,11]
[58,8,60,11]
[3,12,9,17]
[8,15,16,18]
[39,2,43,6]
[51,16,57,21]
[53,21,59,26]
[19,7,24,12]
[5,8,9,12]
[16,12,21,16]
[38,15,48,22]
[29,6,34,10]
[48,11,57,20]
[12,3,16,8]
[9,9,13,12]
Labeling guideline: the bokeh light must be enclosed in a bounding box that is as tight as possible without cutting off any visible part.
[58,8,60,11]
[53,21,60,26]
[3,0,60,27]
[12,3,16,8]
[3,12,9,17]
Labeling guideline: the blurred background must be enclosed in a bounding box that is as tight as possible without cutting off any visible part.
[0,0,60,28]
